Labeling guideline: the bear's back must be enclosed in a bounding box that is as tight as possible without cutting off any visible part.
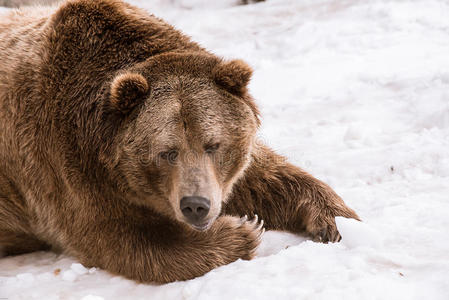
[0,8,52,149]
[0,7,51,123]
[0,7,51,73]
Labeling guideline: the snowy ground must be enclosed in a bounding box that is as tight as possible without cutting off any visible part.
[1,0,449,299]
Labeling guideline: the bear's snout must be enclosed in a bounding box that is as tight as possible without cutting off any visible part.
[180,196,210,230]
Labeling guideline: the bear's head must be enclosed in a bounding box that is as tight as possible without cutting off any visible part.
[105,53,259,231]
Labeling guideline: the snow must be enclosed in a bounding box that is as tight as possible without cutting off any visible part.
[1,0,449,299]
[335,217,383,249]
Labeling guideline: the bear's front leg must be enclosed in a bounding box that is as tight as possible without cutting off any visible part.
[63,211,263,283]
[224,145,360,243]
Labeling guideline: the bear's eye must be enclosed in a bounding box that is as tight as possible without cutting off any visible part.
[205,143,220,154]
[159,149,179,163]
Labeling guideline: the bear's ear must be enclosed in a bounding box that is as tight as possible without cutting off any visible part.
[110,73,149,113]
[213,59,253,96]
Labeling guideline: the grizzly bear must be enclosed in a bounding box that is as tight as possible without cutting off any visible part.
[0,0,359,283]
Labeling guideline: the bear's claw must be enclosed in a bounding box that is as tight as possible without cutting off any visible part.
[213,215,265,261]
[239,215,248,224]
[311,224,341,243]
[249,214,264,236]
[250,214,258,226]
[238,214,264,235]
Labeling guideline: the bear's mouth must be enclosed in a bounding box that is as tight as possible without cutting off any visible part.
[190,221,212,231]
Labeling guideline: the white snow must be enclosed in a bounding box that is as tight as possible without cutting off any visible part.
[335,217,383,249]
[70,263,89,276]
[1,0,449,299]
[80,296,104,300]
[62,270,78,282]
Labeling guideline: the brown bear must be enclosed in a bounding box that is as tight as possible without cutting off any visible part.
[0,0,359,283]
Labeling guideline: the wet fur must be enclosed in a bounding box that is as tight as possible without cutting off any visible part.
[0,0,359,283]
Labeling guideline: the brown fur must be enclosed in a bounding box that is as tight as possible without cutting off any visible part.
[213,59,253,96]
[110,72,149,113]
[0,0,359,283]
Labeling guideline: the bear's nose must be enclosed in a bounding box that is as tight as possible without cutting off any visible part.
[180,196,210,224]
